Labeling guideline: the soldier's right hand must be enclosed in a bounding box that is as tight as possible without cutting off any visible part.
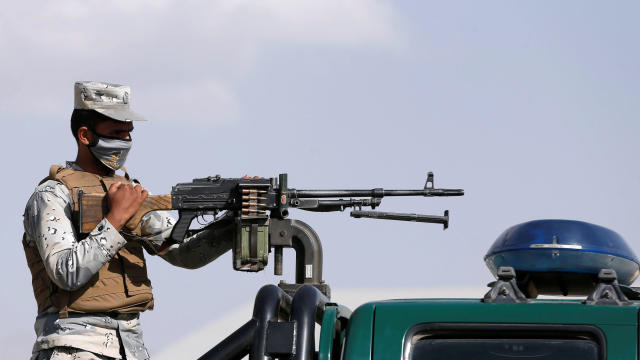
[106,182,149,232]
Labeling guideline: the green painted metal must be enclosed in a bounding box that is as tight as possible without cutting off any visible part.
[319,305,339,360]
[342,303,376,360]
[338,299,639,359]
[234,218,270,271]
[319,304,353,360]
[597,324,637,359]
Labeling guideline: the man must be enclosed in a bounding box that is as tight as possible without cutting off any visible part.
[23,81,234,360]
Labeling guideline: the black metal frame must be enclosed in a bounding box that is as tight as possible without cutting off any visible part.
[584,269,632,306]
[199,284,328,360]
[485,267,635,306]
[483,266,528,303]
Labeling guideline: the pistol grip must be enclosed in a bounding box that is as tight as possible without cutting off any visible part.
[170,211,197,243]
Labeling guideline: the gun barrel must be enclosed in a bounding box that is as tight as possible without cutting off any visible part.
[290,188,464,198]
[422,189,465,197]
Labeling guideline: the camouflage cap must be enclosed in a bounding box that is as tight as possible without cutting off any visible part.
[74,81,147,121]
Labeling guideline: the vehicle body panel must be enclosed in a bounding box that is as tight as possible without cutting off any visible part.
[341,303,376,360]
[340,299,639,359]
[319,304,352,360]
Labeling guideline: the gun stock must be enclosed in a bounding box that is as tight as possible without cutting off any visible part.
[78,192,173,233]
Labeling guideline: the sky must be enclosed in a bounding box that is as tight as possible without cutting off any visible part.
[2,1,640,358]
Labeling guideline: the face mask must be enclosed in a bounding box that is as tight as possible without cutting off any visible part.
[88,133,132,171]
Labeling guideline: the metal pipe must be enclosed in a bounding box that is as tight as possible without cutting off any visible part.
[287,219,323,284]
[274,247,283,276]
[197,319,255,360]
[251,285,292,360]
[290,285,328,360]
[198,285,292,360]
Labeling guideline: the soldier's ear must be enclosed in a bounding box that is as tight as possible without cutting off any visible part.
[77,126,93,146]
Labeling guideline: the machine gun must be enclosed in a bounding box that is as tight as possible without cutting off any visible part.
[78,172,463,296]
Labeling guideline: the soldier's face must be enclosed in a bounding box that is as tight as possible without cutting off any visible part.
[92,119,134,140]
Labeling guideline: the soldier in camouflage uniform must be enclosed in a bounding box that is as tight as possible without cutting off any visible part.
[23,82,234,360]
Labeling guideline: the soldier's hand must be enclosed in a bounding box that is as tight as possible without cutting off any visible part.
[106,182,149,232]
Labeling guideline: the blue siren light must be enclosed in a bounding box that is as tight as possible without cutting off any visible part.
[485,219,640,296]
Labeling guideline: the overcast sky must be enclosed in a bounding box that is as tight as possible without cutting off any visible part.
[3,1,640,358]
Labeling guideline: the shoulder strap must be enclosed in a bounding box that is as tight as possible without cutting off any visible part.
[49,165,63,180]
[37,164,64,186]
[119,166,131,181]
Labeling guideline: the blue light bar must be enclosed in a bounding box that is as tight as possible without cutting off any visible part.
[485,220,640,286]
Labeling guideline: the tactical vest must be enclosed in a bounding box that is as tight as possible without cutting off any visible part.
[23,165,154,318]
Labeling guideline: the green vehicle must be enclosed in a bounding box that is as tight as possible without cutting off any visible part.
[191,175,639,359]
[338,272,639,360]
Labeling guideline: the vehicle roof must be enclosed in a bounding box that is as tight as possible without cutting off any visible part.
[366,298,640,324]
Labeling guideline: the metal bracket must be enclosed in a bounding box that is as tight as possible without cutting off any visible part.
[620,285,640,300]
[483,267,528,303]
[278,281,331,300]
[269,218,325,286]
[265,321,296,357]
[584,269,632,306]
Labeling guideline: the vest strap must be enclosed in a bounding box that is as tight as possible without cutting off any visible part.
[59,307,69,319]
[48,165,63,180]
[120,166,131,181]
[56,283,71,318]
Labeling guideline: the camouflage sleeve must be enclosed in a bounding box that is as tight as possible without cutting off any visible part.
[23,180,127,291]
[139,210,175,243]
[146,211,234,269]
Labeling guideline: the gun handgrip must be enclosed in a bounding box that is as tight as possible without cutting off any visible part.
[170,210,197,243]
